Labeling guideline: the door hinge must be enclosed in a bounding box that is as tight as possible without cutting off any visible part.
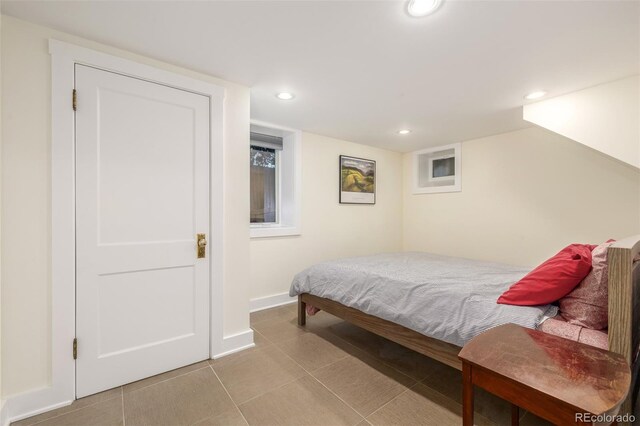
[73,338,78,360]
[72,89,77,111]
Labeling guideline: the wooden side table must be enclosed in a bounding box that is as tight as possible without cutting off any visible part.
[458,324,630,426]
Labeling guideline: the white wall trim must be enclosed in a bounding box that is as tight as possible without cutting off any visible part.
[5,392,72,425]
[212,329,255,359]
[250,292,297,312]
[5,39,227,423]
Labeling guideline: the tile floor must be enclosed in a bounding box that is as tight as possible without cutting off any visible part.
[12,304,552,426]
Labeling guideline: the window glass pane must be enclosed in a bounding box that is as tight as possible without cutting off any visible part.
[417,148,455,188]
[250,146,277,223]
[432,157,455,178]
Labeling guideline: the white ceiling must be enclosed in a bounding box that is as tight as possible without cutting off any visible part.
[2,0,638,152]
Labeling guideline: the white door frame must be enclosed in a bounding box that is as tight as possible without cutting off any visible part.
[6,39,226,421]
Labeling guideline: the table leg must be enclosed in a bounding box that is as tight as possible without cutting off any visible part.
[511,404,519,426]
[462,363,474,426]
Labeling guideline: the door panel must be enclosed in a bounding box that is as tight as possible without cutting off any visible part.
[75,64,210,397]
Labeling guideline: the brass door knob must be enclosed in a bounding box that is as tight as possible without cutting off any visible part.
[197,233,207,258]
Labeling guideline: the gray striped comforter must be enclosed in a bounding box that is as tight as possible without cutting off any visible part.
[289,252,557,347]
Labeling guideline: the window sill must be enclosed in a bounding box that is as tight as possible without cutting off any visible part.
[250,224,301,239]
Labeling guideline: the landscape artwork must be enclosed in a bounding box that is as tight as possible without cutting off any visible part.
[339,155,376,204]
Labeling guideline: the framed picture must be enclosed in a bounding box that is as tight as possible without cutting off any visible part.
[339,155,376,204]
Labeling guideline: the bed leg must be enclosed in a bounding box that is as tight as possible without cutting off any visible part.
[298,297,306,326]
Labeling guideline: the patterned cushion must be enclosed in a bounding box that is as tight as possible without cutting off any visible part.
[559,240,615,330]
[538,316,608,350]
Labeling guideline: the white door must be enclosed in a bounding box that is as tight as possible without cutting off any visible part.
[75,64,211,397]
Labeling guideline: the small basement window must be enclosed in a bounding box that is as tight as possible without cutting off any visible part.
[249,122,301,238]
[412,143,461,194]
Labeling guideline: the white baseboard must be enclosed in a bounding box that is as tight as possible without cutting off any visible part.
[212,329,255,359]
[5,387,73,426]
[250,292,296,313]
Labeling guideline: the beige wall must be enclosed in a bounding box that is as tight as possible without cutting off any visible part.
[403,126,640,267]
[249,132,403,300]
[524,76,640,169]
[0,15,250,397]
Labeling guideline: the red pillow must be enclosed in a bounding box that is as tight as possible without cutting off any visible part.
[497,244,593,306]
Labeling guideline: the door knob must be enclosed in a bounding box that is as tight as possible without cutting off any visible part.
[197,233,207,258]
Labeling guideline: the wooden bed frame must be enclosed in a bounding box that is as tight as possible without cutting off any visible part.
[297,235,640,423]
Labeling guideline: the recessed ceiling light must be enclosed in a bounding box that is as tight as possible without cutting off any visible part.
[276,92,295,100]
[398,129,411,135]
[524,91,547,100]
[407,0,443,17]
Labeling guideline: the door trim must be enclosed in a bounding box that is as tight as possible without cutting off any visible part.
[6,39,225,421]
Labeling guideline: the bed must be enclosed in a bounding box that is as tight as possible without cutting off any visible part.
[290,235,640,424]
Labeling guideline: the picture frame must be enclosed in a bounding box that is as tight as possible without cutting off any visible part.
[339,155,376,204]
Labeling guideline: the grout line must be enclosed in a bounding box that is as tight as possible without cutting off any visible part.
[300,318,420,383]
[213,331,306,406]
[250,328,273,347]
[121,387,126,426]
[254,309,415,420]
[208,334,306,408]
[233,374,303,407]
[365,382,416,420]
[250,308,467,423]
[269,342,365,422]
[311,329,417,385]
[123,363,211,395]
[23,363,208,426]
[208,365,250,426]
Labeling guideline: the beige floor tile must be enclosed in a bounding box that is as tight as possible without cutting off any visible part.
[251,329,271,347]
[367,383,492,426]
[123,367,235,426]
[209,343,262,367]
[11,387,122,426]
[301,311,345,333]
[276,332,351,371]
[250,304,297,326]
[21,397,123,426]
[212,345,307,405]
[420,361,513,424]
[251,317,308,343]
[312,353,415,417]
[123,360,210,394]
[193,407,249,426]
[369,342,446,381]
[326,322,388,355]
[325,322,441,381]
[239,375,363,426]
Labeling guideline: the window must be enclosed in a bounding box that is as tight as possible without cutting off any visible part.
[250,143,279,224]
[430,155,455,181]
[249,121,301,238]
[412,143,461,194]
